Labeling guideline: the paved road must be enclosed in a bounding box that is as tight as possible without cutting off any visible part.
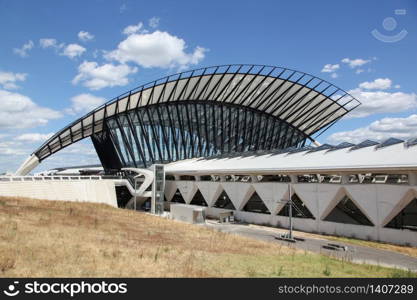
[204,220,417,272]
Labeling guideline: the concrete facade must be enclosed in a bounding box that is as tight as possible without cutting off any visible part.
[164,180,417,247]
[0,177,118,207]
[170,203,207,224]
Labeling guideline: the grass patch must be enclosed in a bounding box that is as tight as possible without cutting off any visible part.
[0,196,416,278]
[248,223,417,259]
[324,236,417,259]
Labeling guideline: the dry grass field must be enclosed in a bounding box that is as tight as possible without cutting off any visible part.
[248,224,417,259]
[0,196,415,278]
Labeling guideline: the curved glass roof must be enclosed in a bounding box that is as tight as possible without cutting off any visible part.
[33,64,361,161]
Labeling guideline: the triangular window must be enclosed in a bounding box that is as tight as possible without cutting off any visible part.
[190,190,208,206]
[171,189,185,203]
[323,195,373,226]
[385,198,417,231]
[213,191,235,210]
[277,193,315,219]
[243,191,270,214]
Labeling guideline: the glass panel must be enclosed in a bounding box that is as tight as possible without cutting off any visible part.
[106,102,117,117]
[188,76,209,100]
[243,191,270,214]
[278,193,315,219]
[71,122,81,133]
[254,79,285,111]
[100,101,306,168]
[138,89,151,107]
[214,191,235,209]
[323,195,373,226]
[127,92,140,109]
[190,190,208,206]
[212,74,234,100]
[147,84,163,105]
[385,198,417,231]
[83,115,93,127]
[117,96,129,113]
[94,108,105,122]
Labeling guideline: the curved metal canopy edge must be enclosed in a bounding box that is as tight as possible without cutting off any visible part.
[16,64,361,175]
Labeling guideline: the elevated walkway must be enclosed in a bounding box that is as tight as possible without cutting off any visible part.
[0,175,118,207]
[0,168,155,210]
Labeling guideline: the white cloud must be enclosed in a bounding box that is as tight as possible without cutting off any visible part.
[122,22,146,35]
[0,132,54,169]
[0,140,28,156]
[341,58,371,68]
[15,133,54,143]
[13,40,34,57]
[31,140,100,173]
[330,73,338,79]
[78,31,94,42]
[106,30,207,69]
[72,61,138,90]
[0,71,27,89]
[60,43,86,59]
[0,138,100,173]
[359,78,392,90]
[321,64,339,73]
[395,84,401,89]
[65,93,106,115]
[40,39,86,59]
[347,88,417,118]
[355,69,364,74]
[39,38,59,49]
[149,17,160,28]
[0,89,62,129]
[327,114,417,144]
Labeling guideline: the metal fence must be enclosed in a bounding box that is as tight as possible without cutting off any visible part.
[0,175,123,182]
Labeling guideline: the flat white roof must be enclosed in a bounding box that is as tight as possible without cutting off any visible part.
[165,139,417,175]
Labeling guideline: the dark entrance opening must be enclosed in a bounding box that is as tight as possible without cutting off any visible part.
[141,198,151,211]
[171,189,186,203]
[323,195,373,226]
[115,185,132,208]
[190,190,208,206]
[213,190,235,210]
[278,193,315,219]
[243,191,270,214]
[385,198,417,231]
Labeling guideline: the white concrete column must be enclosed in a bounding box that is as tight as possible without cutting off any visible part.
[289,175,298,183]
[341,175,350,185]
[408,173,417,185]
[316,174,323,183]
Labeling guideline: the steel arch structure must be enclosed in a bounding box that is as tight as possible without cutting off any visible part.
[16,64,360,175]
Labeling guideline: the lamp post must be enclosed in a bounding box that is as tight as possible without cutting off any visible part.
[134,175,140,211]
[134,177,136,211]
[288,183,293,239]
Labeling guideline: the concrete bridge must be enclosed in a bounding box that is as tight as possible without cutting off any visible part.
[0,168,153,209]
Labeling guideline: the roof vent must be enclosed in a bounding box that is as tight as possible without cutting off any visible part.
[286,146,313,155]
[405,137,417,148]
[375,137,404,149]
[327,142,355,152]
[350,139,379,151]
[307,144,334,153]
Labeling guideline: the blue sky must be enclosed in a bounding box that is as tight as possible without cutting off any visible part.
[0,0,416,173]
